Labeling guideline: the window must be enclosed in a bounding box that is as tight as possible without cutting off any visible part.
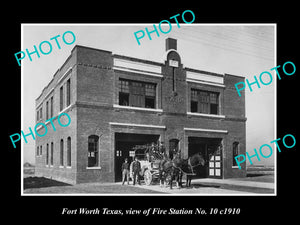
[169,139,179,160]
[60,86,64,111]
[88,135,99,167]
[60,139,64,166]
[66,79,71,107]
[37,110,39,121]
[210,93,218,114]
[119,80,129,106]
[40,145,42,156]
[37,146,39,156]
[191,90,198,112]
[190,89,219,115]
[118,79,156,109]
[67,137,71,167]
[145,83,156,108]
[46,144,49,165]
[131,81,145,107]
[199,91,210,114]
[46,101,49,120]
[233,142,239,167]
[50,96,53,117]
[50,142,54,166]
[40,107,42,119]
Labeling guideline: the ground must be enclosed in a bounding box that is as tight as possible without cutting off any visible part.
[23,171,274,195]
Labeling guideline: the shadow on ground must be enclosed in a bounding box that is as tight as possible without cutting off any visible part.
[189,183,220,188]
[247,173,265,177]
[24,176,71,190]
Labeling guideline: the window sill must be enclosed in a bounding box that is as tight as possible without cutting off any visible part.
[59,166,64,168]
[59,104,72,115]
[86,167,101,170]
[187,112,225,119]
[113,104,163,113]
[66,166,72,169]
[232,166,239,169]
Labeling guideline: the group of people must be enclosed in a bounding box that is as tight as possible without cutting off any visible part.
[121,142,174,186]
[121,157,141,185]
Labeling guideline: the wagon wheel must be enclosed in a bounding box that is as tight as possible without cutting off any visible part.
[144,169,152,185]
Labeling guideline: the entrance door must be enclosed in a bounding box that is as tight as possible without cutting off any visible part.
[208,145,222,178]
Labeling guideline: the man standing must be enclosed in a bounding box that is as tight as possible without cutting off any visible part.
[121,158,130,185]
[132,156,141,185]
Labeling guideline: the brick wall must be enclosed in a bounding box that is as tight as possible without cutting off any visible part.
[35,47,77,184]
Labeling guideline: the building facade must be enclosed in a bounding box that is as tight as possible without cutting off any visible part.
[35,38,246,184]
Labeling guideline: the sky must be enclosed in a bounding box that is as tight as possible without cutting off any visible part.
[21,24,275,166]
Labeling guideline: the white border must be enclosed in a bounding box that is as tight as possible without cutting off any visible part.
[113,66,163,78]
[109,122,166,129]
[21,23,276,197]
[113,58,161,74]
[186,71,224,84]
[187,112,226,119]
[113,104,163,112]
[186,78,226,88]
[183,127,228,134]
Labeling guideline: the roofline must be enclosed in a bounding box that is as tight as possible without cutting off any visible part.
[185,67,224,77]
[113,54,163,67]
[72,44,112,54]
[224,73,245,79]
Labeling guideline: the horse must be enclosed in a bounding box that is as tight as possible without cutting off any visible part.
[158,156,182,189]
[173,152,206,187]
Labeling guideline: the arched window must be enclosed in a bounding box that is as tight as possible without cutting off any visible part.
[60,139,64,166]
[88,135,99,167]
[67,137,71,167]
[50,142,54,166]
[169,139,179,160]
[233,142,239,166]
[46,143,49,165]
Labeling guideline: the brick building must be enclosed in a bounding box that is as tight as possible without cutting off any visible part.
[35,38,246,184]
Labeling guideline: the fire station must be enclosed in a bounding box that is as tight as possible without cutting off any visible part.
[35,38,246,184]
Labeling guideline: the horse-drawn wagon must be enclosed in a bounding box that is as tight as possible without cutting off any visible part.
[130,142,165,185]
[129,142,206,188]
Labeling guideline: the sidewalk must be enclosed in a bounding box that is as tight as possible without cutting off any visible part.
[132,177,275,195]
[196,178,275,189]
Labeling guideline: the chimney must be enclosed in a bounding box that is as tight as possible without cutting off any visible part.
[166,38,177,51]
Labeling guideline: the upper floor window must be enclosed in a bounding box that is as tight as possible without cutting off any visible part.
[60,86,64,111]
[36,107,43,121]
[118,79,156,109]
[46,101,49,120]
[191,89,219,115]
[66,78,71,107]
[50,96,53,118]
